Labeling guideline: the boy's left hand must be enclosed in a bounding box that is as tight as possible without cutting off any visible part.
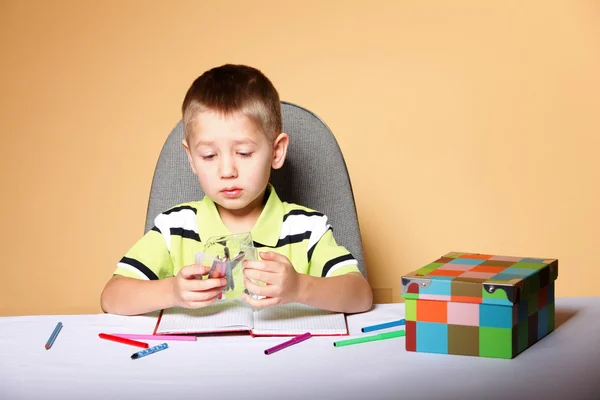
[242,251,300,308]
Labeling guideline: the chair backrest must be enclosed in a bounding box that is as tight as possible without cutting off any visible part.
[145,101,367,277]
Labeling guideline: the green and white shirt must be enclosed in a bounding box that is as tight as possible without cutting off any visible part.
[114,184,360,297]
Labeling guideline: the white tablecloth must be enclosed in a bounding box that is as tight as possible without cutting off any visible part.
[1,297,599,400]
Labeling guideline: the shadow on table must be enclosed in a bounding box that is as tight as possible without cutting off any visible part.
[555,307,579,329]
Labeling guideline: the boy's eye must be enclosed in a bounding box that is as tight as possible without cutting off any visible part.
[202,154,216,160]
[238,152,252,158]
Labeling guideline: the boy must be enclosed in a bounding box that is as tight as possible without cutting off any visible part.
[100,64,373,316]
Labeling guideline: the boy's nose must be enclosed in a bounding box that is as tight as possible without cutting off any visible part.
[219,155,238,178]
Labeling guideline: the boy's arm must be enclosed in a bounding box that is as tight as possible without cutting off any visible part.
[296,271,373,314]
[100,275,177,316]
[101,205,202,316]
[100,218,176,316]
[301,220,373,313]
[102,205,227,315]
[101,265,228,316]
[242,251,373,314]
[243,218,374,314]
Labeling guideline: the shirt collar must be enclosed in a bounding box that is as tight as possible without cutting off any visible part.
[197,183,283,247]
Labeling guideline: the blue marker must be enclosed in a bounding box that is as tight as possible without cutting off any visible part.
[45,322,63,350]
[361,319,406,333]
[131,343,168,360]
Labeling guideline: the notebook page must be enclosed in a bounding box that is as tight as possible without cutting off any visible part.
[251,303,347,336]
[156,299,254,334]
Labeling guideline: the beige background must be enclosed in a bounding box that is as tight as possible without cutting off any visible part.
[1,0,598,316]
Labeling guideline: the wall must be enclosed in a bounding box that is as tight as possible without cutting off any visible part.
[1,0,598,315]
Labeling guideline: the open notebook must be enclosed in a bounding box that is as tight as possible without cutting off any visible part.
[153,299,349,337]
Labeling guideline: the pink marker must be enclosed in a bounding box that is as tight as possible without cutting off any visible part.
[111,334,196,342]
[264,332,312,355]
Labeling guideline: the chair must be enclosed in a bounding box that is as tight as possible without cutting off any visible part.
[144,101,368,278]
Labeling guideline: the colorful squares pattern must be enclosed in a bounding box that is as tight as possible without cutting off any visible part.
[415,322,448,354]
[547,301,555,332]
[451,277,484,298]
[405,320,416,351]
[405,299,416,321]
[438,263,475,271]
[479,304,512,328]
[401,252,558,306]
[522,276,540,296]
[448,325,479,356]
[447,302,479,326]
[489,255,523,262]
[537,306,549,340]
[528,293,539,316]
[500,268,537,277]
[518,300,529,321]
[448,258,485,266]
[416,299,447,323]
[422,279,452,296]
[493,273,529,281]
[470,265,506,273]
[444,252,464,258]
[511,261,548,270]
[481,260,517,268]
[481,286,510,305]
[419,294,451,301]
[428,268,465,277]
[521,258,546,263]
[428,269,463,277]
[479,327,512,358]
[460,253,493,260]
[517,318,528,353]
[460,271,497,279]
[452,295,482,304]
[528,313,538,347]
[415,262,444,275]
[538,286,548,309]
[404,282,557,359]
[402,252,557,358]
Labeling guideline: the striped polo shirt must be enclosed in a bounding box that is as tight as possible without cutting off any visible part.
[114,184,360,298]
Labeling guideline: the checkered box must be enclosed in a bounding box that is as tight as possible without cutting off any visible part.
[401,252,558,359]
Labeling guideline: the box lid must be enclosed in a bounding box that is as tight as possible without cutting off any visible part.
[401,251,558,306]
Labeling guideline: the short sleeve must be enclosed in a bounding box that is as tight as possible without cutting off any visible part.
[114,225,174,280]
[306,216,361,278]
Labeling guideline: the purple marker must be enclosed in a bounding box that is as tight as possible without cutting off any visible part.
[264,332,312,355]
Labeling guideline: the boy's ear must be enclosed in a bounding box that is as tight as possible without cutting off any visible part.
[271,133,289,170]
[181,139,198,175]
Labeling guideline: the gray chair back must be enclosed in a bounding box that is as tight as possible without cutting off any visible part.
[145,101,367,277]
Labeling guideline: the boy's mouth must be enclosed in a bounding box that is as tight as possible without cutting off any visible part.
[221,188,242,198]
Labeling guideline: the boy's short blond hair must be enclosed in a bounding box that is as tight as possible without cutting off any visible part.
[181,64,282,143]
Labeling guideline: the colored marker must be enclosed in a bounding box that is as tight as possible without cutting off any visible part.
[264,332,312,355]
[333,330,405,347]
[361,319,406,333]
[227,251,245,291]
[99,333,149,348]
[209,259,221,278]
[131,343,169,360]
[45,322,63,350]
[111,334,196,342]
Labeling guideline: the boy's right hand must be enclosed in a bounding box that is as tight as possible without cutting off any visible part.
[171,265,227,308]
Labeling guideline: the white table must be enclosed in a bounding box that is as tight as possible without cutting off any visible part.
[1,297,599,400]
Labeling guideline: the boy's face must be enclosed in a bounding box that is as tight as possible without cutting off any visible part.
[183,111,288,216]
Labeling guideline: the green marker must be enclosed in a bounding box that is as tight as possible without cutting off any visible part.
[333,330,405,347]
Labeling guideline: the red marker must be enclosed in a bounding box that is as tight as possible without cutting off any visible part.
[99,333,149,348]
